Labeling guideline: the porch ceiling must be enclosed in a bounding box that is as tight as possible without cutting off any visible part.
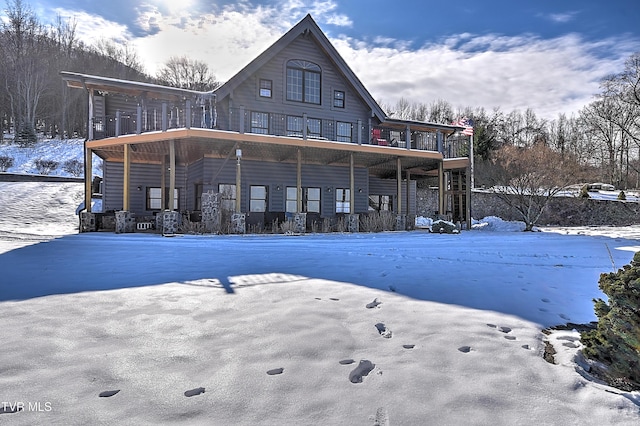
[86,128,459,177]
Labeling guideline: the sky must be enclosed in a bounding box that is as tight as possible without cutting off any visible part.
[19,0,640,118]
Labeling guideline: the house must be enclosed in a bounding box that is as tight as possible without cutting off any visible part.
[62,14,471,235]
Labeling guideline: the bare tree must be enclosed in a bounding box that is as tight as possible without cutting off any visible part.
[487,142,586,231]
[156,56,219,91]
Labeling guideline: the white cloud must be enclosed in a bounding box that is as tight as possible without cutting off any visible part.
[53,8,132,45]
[548,12,579,23]
[53,1,639,119]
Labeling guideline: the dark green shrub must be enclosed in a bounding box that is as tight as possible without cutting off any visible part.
[431,220,459,234]
[17,122,37,146]
[581,252,640,391]
[579,185,590,198]
[0,155,14,172]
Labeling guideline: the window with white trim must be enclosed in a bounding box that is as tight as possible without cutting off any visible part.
[146,187,178,210]
[250,185,267,212]
[286,186,298,213]
[336,188,351,213]
[305,187,320,213]
[336,121,352,142]
[259,79,272,98]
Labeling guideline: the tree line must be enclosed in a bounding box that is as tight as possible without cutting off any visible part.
[2,1,639,189]
[0,0,218,145]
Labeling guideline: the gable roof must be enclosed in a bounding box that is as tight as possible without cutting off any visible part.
[214,14,387,122]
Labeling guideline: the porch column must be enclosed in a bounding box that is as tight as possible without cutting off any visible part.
[349,153,355,213]
[136,105,142,134]
[302,114,308,140]
[85,147,92,213]
[357,120,362,145]
[169,140,176,211]
[438,161,445,216]
[88,89,94,140]
[115,111,121,137]
[297,149,302,213]
[235,148,242,212]
[396,157,402,214]
[185,100,191,129]
[466,166,472,229]
[406,169,411,215]
[123,144,131,211]
[162,103,168,131]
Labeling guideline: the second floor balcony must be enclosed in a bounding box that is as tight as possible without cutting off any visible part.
[91,103,469,159]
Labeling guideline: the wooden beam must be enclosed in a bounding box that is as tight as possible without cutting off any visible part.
[123,144,131,211]
[169,140,176,211]
[396,157,402,215]
[349,153,355,214]
[297,149,302,213]
[85,147,92,213]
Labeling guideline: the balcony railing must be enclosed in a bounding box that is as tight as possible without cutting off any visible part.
[91,102,468,158]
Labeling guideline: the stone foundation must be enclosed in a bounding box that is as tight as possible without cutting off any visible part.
[201,191,222,233]
[347,214,359,233]
[231,213,246,234]
[115,211,135,233]
[395,214,406,231]
[162,211,180,236]
[293,213,307,233]
[79,212,96,232]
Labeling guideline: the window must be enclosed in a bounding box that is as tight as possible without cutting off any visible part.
[219,184,236,211]
[287,187,320,213]
[259,79,272,98]
[251,111,269,134]
[286,186,298,213]
[333,90,345,108]
[286,60,321,104]
[305,187,320,213]
[369,195,392,211]
[250,185,267,212]
[336,188,351,213]
[336,122,352,143]
[147,187,178,210]
[287,116,303,137]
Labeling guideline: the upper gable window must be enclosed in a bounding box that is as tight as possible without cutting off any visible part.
[259,79,272,98]
[333,90,345,108]
[286,60,321,105]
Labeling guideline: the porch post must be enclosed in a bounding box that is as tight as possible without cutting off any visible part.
[357,120,362,145]
[85,147,92,213]
[88,89,94,140]
[235,149,242,212]
[185,100,191,129]
[396,157,402,214]
[438,161,445,216]
[136,105,142,134]
[466,165,472,229]
[239,106,245,134]
[297,149,302,213]
[302,114,308,140]
[349,153,355,213]
[162,103,168,131]
[406,169,411,216]
[169,140,176,211]
[115,111,121,137]
[123,144,131,211]
[406,125,411,150]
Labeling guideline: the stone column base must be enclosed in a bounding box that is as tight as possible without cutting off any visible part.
[347,214,359,233]
[80,211,96,232]
[395,214,407,231]
[231,213,246,234]
[293,213,307,233]
[115,211,135,233]
[406,214,416,231]
[162,211,180,236]
[201,191,221,233]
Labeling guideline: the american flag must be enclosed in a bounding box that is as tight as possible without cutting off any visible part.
[452,118,474,136]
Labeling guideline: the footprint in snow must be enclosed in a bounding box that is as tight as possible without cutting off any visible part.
[366,298,382,309]
[402,344,415,349]
[349,360,375,384]
[375,323,392,338]
[522,344,531,350]
[99,390,120,398]
[504,335,517,341]
[458,346,472,353]
[499,326,512,333]
[184,387,205,397]
[486,324,497,329]
[267,368,284,375]
[541,298,551,303]
[339,359,355,365]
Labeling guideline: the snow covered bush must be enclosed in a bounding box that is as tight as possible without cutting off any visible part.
[580,252,640,391]
[63,159,83,177]
[34,159,59,175]
[360,211,396,232]
[0,155,14,172]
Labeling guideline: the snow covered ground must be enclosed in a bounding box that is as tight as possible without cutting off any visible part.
[1,181,640,425]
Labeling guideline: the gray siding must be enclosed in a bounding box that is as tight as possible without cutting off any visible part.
[103,161,187,214]
[227,34,372,132]
[369,177,417,215]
